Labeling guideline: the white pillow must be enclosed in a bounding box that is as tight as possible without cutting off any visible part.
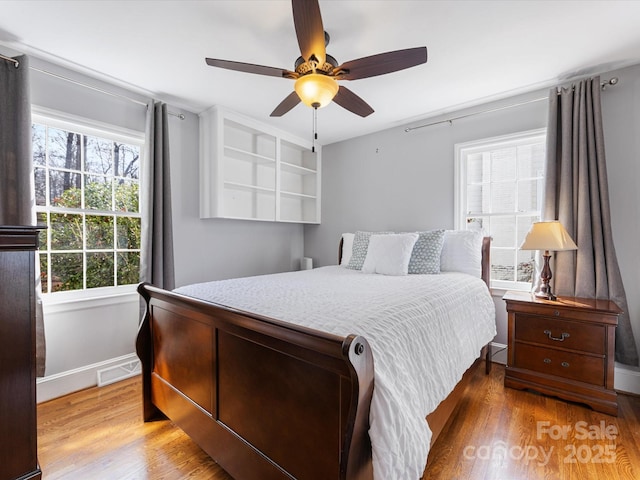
[340,233,355,266]
[361,233,419,276]
[346,231,392,270]
[440,230,484,277]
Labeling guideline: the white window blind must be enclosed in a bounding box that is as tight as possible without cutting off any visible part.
[455,129,546,290]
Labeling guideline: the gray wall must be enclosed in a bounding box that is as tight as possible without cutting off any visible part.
[169,109,303,287]
[305,63,640,359]
[304,92,548,266]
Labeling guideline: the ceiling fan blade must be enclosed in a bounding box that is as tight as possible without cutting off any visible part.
[292,0,326,64]
[270,91,301,117]
[205,58,297,79]
[334,46,427,81]
[332,86,374,118]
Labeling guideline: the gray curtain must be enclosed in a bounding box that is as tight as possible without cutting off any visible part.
[140,102,175,290]
[0,55,32,224]
[544,76,638,366]
[0,54,46,376]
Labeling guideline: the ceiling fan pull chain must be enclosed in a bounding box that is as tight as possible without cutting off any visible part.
[312,106,318,153]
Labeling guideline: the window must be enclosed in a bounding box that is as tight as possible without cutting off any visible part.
[455,129,546,290]
[33,110,144,294]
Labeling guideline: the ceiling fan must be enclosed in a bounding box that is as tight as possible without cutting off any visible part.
[205,0,427,118]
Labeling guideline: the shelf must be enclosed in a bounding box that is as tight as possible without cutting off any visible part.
[225,145,275,164]
[277,219,319,224]
[223,187,275,221]
[280,190,316,199]
[224,181,276,194]
[280,193,318,224]
[280,161,316,175]
[200,105,320,223]
[224,118,276,160]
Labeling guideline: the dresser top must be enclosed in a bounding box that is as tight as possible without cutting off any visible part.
[0,226,43,251]
[503,290,623,315]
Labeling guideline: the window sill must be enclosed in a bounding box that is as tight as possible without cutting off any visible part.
[41,284,139,308]
[490,283,532,298]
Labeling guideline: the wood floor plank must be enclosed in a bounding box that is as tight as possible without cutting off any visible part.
[37,364,640,479]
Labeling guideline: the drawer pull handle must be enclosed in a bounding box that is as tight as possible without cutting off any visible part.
[543,358,551,364]
[561,361,570,368]
[544,330,570,342]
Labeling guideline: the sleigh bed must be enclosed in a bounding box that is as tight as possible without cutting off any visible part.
[136,233,495,480]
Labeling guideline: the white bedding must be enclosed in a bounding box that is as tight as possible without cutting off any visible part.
[175,266,496,480]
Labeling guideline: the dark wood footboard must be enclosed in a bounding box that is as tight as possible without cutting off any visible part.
[136,283,375,480]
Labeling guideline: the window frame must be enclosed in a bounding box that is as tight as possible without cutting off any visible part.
[32,106,145,300]
[454,128,546,291]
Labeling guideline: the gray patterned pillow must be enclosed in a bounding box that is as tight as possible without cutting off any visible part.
[408,230,445,274]
[346,231,391,270]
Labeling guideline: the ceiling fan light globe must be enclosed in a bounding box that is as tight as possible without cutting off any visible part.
[294,74,338,108]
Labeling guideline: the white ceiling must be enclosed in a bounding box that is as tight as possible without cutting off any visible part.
[2,1,640,145]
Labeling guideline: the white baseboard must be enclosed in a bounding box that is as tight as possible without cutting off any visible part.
[489,342,508,365]
[613,363,640,395]
[36,353,140,403]
[489,342,640,395]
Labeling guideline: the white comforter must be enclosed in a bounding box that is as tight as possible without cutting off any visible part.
[175,266,496,480]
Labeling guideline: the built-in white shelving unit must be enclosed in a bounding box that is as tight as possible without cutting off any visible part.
[200,106,321,223]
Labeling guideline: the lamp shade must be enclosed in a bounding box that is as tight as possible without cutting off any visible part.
[294,73,339,108]
[519,221,578,251]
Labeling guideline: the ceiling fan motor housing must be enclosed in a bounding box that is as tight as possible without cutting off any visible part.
[294,54,338,75]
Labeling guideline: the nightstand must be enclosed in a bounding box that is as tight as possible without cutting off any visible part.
[503,291,620,416]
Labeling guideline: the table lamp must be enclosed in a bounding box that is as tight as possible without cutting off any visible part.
[519,221,577,300]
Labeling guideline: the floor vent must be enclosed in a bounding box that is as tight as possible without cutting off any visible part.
[97,359,141,387]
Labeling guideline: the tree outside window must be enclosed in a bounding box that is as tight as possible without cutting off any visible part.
[33,119,142,293]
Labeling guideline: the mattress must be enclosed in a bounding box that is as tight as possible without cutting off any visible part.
[175,265,496,480]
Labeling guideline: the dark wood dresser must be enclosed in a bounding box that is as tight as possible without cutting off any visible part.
[503,291,620,416]
[0,226,42,480]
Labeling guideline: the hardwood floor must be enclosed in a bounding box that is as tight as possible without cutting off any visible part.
[37,364,640,479]
[37,377,232,480]
[424,364,640,480]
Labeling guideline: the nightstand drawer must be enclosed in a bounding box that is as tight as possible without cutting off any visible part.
[514,314,605,354]
[514,343,605,386]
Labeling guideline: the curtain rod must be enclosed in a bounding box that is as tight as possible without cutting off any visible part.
[1,52,185,120]
[404,77,619,133]
[0,52,19,67]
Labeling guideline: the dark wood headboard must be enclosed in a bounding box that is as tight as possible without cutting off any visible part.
[337,235,491,288]
[481,236,491,287]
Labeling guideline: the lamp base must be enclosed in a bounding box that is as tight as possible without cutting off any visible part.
[535,250,556,301]
[534,290,557,301]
